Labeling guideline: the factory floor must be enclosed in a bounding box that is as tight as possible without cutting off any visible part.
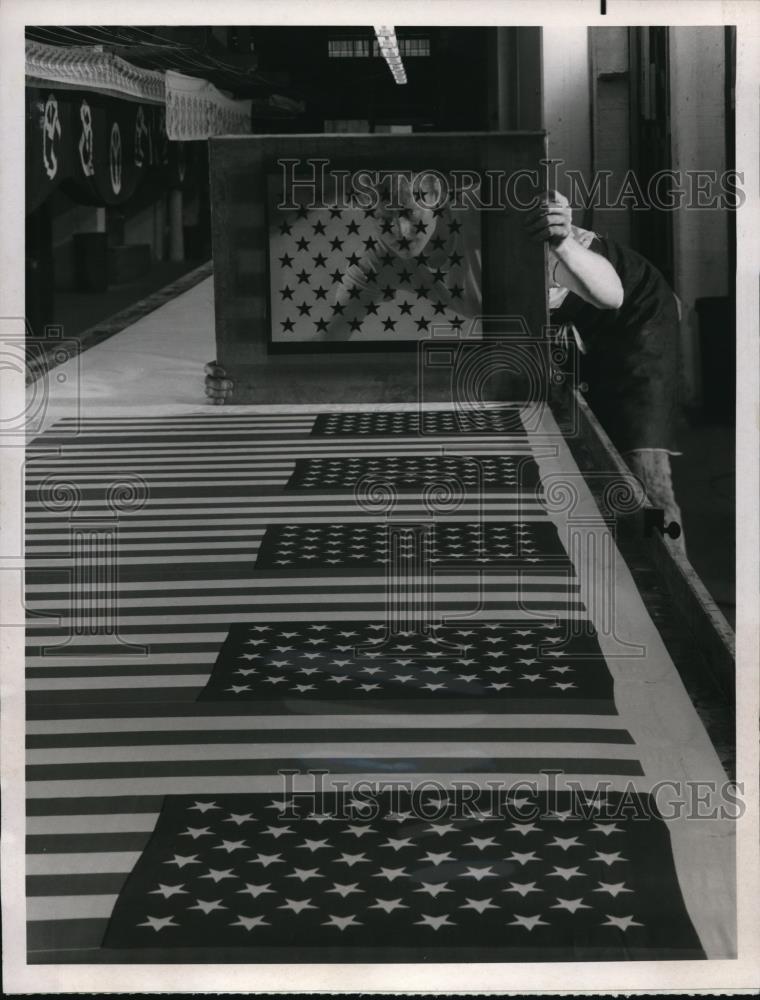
[50,259,205,341]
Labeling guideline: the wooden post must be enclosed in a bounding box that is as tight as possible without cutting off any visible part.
[169,188,184,262]
[494,27,544,131]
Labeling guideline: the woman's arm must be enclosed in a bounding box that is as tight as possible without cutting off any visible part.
[551,238,624,310]
[525,191,624,310]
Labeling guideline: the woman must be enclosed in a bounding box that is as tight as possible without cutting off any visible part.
[207,188,684,541]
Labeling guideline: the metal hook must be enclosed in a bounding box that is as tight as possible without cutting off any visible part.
[643,507,682,540]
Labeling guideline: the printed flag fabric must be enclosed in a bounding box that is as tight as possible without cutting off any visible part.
[23,405,713,962]
[198,620,617,713]
[311,409,525,435]
[100,790,704,961]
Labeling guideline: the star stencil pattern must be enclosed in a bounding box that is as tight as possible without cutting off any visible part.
[268,188,481,343]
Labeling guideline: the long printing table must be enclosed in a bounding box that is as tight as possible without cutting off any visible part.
[21,292,735,964]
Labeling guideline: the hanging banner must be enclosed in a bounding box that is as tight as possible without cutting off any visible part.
[165,70,252,140]
[26,87,196,214]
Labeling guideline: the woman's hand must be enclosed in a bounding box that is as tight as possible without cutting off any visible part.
[526,191,624,311]
[524,190,572,248]
[204,361,233,404]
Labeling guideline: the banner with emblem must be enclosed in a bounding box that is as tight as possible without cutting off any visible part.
[26,86,194,214]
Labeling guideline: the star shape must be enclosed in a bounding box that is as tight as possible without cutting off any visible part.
[263,825,293,839]
[590,823,623,836]
[251,853,284,867]
[552,897,591,913]
[416,913,456,930]
[180,826,212,840]
[551,810,574,823]
[461,897,499,914]
[381,837,414,851]
[602,914,644,931]
[415,881,453,898]
[231,914,269,930]
[266,798,294,812]
[149,883,188,899]
[337,852,369,867]
[464,836,499,851]
[508,822,539,836]
[326,882,363,898]
[286,867,324,883]
[189,898,227,915]
[508,913,548,931]
[592,851,626,866]
[164,854,199,869]
[279,897,317,914]
[547,865,585,881]
[369,897,408,913]
[426,823,457,836]
[463,866,498,881]
[323,914,362,930]
[300,838,330,852]
[199,868,235,884]
[505,851,538,866]
[548,836,581,851]
[420,850,454,866]
[237,882,274,898]
[504,881,541,897]
[594,881,633,897]
[213,839,247,854]
[139,915,179,932]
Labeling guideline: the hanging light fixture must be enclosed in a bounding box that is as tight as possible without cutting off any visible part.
[373,25,407,85]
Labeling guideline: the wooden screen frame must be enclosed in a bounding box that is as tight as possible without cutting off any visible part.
[210,132,549,404]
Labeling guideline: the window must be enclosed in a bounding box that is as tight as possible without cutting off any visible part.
[372,37,430,57]
[327,38,370,58]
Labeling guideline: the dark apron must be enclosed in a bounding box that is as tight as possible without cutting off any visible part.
[552,236,680,454]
